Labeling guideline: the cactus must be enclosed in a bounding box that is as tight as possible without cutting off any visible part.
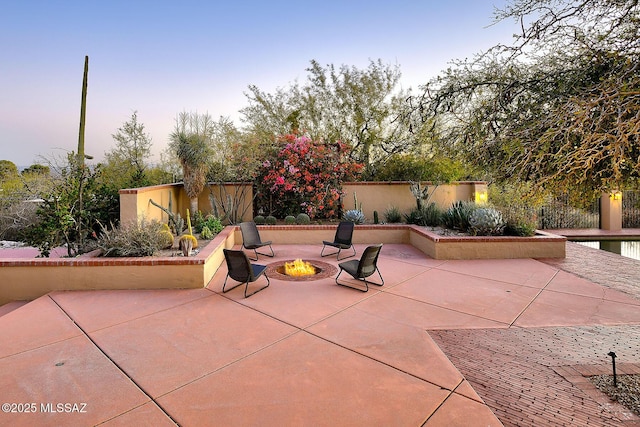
[443,201,477,231]
[200,225,213,240]
[296,213,311,225]
[159,229,175,249]
[265,215,277,225]
[343,209,365,224]
[468,207,506,236]
[373,210,379,224]
[254,215,265,225]
[284,215,296,225]
[179,234,197,256]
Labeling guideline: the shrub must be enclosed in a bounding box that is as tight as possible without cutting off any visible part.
[468,207,506,236]
[404,207,424,225]
[284,215,296,225]
[343,209,365,224]
[198,215,223,237]
[97,218,168,257]
[442,201,478,231]
[254,215,266,225]
[265,215,277,225]
[255,134,363,219]
[384,206,403,223]
[422,203,443,226]
[296,213,310,224]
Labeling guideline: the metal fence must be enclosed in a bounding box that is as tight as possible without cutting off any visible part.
[623,190,640,228]
[537,194,600,229]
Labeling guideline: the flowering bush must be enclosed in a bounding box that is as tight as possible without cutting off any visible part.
[256,135,362,219]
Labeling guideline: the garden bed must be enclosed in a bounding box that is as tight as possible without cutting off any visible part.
[0,224,565,305]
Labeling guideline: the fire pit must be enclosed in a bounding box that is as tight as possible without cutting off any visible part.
[266,259,337,282]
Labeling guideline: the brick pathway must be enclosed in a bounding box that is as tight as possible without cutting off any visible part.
[431,242,640,426]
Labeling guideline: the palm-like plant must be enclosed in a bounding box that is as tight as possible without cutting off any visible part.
[169,112,213,214]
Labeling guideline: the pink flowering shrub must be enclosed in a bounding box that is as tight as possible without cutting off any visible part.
[255,134,362,219]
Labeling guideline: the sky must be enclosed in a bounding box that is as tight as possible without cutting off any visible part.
[0,0,520,168]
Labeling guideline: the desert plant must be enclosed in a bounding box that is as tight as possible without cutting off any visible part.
[97,218,168,257]
[284,215,296,224]
[200,225,213,240]
[197,215,223,236]
[442,201,478,231]
[296,213,311,224]
[404,207,424,225]
[468,207,506,236]
[254,215,266,225]
[343,209,365,224]
[265,215,277,225]
[422,203,443,226]
[384,206,403,223]
[179,234,197,256]
[373,210,379,224]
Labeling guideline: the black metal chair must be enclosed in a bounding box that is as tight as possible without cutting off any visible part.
[240,221,274,261]
[222,249,270,298]
[321,221,356,260]
[335,244,384,292]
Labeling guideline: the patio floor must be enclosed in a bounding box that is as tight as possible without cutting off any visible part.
[2,242,640,426]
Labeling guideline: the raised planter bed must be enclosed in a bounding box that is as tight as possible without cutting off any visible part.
[0,224,565,305]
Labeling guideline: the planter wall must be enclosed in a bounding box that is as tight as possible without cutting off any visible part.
[0,224,565,305]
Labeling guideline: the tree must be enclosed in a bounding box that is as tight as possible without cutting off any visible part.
[413,0,640,200]
[102,111,153,189]
[169,111,213,214]
[241,59,413,176]
[0,160,19,182]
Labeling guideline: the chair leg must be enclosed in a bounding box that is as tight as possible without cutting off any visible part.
[245,244,274,261]
[335,269,369,292]
[222,274,245,293]
[244,275,270,298]
[322,244,355,260]
[336,245,356,261]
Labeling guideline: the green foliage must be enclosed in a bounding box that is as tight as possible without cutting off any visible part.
[403,203,442,226]
[265,215,277,225]
[295,213,310,224]
[416,1,640,199]
[194,213,223,237]
[442,201,478,231]
[468,207,506,236]
[0,160,19,181]
[200,226,213,240]
[102,111,153,189]
[254,215,265,225]
[343,209,365,224]
[384,206,403,223]
[489,182,540,237]
[241,59,412,175]
[97,218,168,257]
[373,154,469,182]
[22,154,114,257]
[284,215,296,224]
[373,210,379,224]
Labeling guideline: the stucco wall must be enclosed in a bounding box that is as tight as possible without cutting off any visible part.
[342,181,488,222]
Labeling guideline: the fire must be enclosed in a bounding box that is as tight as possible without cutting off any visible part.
[284,259,317,277]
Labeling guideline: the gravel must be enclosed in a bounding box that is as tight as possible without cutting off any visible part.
[589,374,640,416]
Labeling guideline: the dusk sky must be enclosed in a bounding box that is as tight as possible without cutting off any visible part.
[1,0,519,167]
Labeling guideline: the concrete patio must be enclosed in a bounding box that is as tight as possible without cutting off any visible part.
[1,241,640,426]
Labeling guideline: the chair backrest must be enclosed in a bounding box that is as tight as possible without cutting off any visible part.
[224,249,253,282]
[357,244,383,278]
[334,221,355,245]
[240,222,262,246]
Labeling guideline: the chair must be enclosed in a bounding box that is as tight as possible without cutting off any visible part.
[240,221,274,261]
[335,244,384,292]
[223,249,270,297]
[321,221,356,260]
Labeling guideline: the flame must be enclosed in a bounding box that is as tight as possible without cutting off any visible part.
[284,259,317,276]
